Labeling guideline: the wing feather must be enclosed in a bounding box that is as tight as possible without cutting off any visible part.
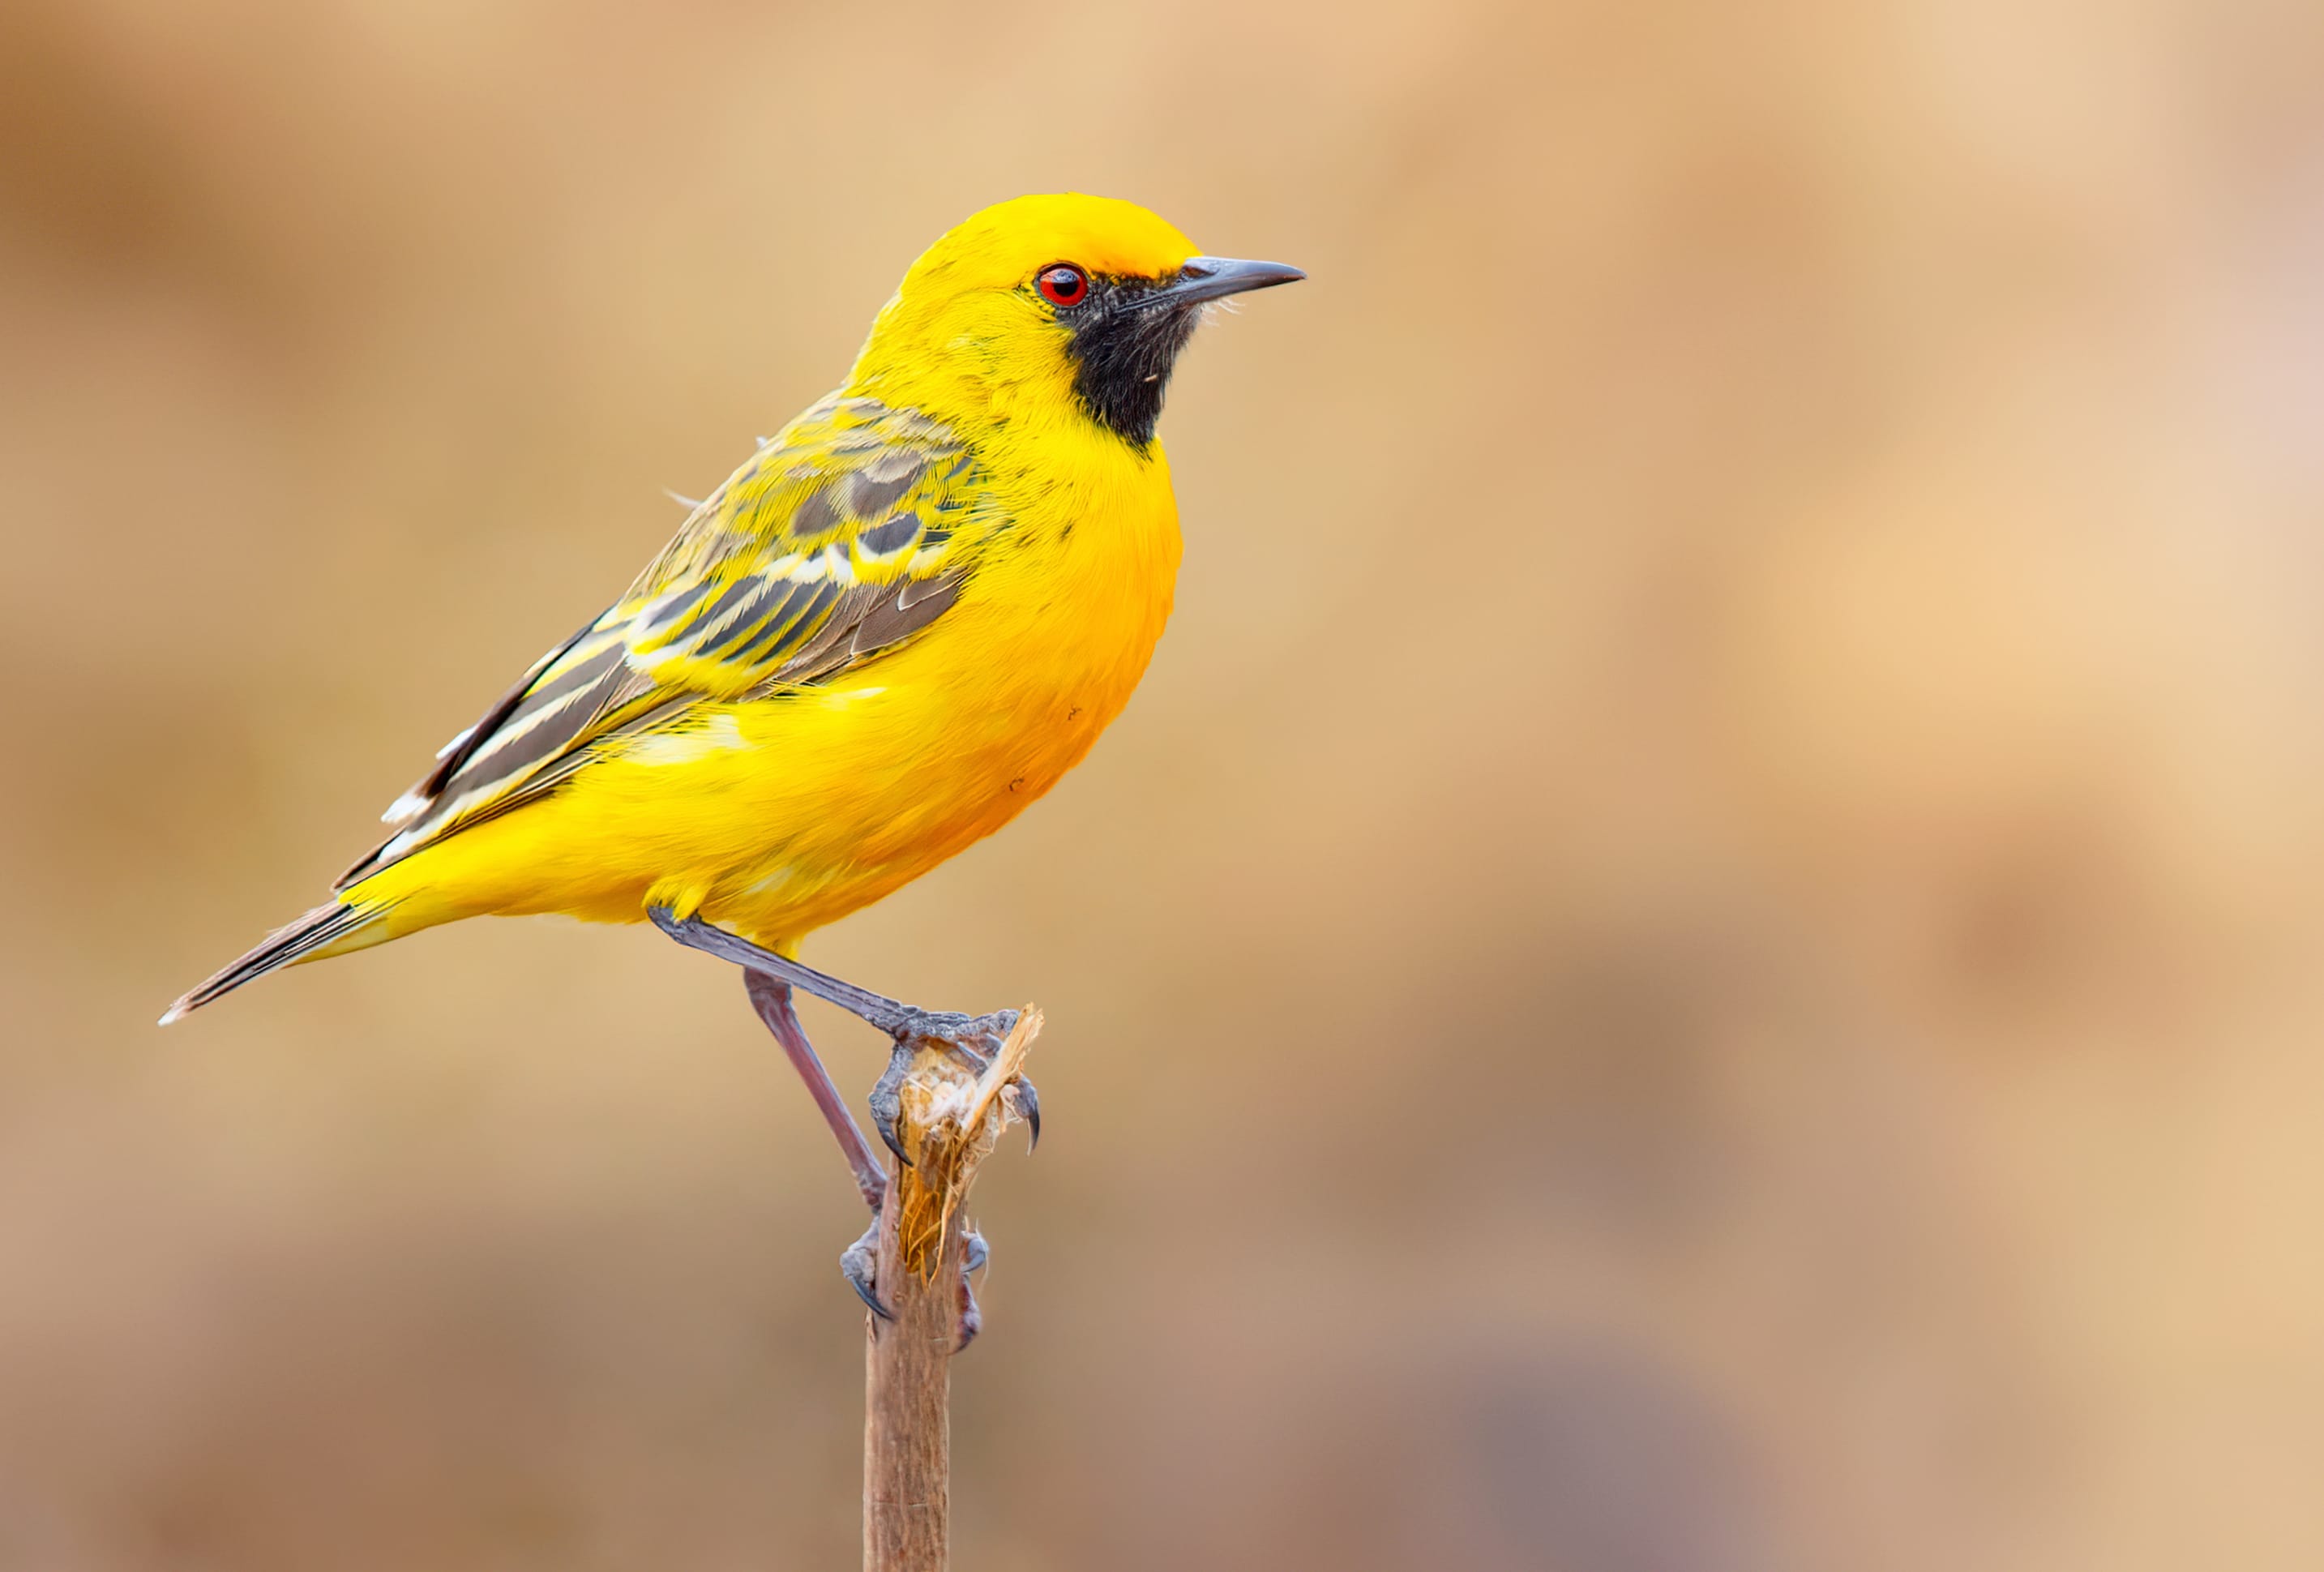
[336,395,982,889]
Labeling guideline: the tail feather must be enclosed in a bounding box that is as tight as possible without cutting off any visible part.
[160,901,387,1025]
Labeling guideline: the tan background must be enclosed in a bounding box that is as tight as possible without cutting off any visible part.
[4,1,2323,1567]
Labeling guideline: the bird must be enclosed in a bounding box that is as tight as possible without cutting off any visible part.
[162,192,1303,1320]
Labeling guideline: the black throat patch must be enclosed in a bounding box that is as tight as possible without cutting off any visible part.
[1064,283,1202,450]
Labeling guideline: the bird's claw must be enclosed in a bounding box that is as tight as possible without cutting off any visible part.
[867,1042,914,1168]
[841,1218,891,1321]
[841,1221,992,1350]
[956,1228,989,1352]
[1007,1076,1041,1152]
[867,1009,1041,1163]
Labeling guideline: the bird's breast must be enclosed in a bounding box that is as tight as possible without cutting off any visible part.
[684,457,1183,933]
[913,462,1183,790]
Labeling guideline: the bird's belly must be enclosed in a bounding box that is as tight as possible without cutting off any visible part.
[699,640,1154,940]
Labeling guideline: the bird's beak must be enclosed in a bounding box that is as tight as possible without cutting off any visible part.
[1145,255,1307,307]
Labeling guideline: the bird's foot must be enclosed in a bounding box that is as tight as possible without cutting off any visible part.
[841,1215,887,1321]
[841,1219,991,1352]
[957,1228,991,1351]
[866,1009,1040,1167]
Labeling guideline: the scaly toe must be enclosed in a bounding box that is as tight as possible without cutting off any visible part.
[956,1228,991,1352]
[892,1006,978,1045]
[841,1218,891,1322]
[893,1005,1019,1060]
[867,1043,914,1167]
[1007,1076,1041,1152]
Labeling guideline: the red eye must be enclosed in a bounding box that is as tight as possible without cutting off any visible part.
[1036,263,1089,307]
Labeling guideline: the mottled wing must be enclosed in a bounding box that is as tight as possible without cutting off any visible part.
[337,394,980,889]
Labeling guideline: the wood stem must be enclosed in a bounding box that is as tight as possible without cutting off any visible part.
[862,1006,1042,1572]
[862,1166,962,1570]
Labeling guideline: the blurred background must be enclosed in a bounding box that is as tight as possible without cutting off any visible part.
[3,0,2322,1566]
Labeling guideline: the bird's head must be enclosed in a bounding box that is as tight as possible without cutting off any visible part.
[848,193,1303,452]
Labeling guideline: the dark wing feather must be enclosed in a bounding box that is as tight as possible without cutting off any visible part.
[413,615,600,800]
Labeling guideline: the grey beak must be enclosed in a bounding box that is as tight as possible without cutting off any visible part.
[1152,255,1308,307]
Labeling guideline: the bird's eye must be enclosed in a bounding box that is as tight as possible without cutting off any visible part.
[1036,263,1089,308]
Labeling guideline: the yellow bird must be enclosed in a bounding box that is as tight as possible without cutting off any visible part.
[164,192,1301,1317]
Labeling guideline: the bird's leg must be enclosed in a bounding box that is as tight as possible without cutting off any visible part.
[680,914,1021,1339]
[654,908,1039,1164]
[657,908,960,1036]
[743,972,886,1214]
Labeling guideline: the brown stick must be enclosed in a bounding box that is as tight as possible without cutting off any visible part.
[862,1173,961,1569]
[862,1008,1043,1572]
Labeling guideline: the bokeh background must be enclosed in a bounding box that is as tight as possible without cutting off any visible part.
[3,1,2322,1567]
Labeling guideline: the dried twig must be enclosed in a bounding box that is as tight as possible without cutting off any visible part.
[862,1006,1043,1572]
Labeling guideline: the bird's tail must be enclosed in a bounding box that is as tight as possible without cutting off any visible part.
[159,899,396,1025]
